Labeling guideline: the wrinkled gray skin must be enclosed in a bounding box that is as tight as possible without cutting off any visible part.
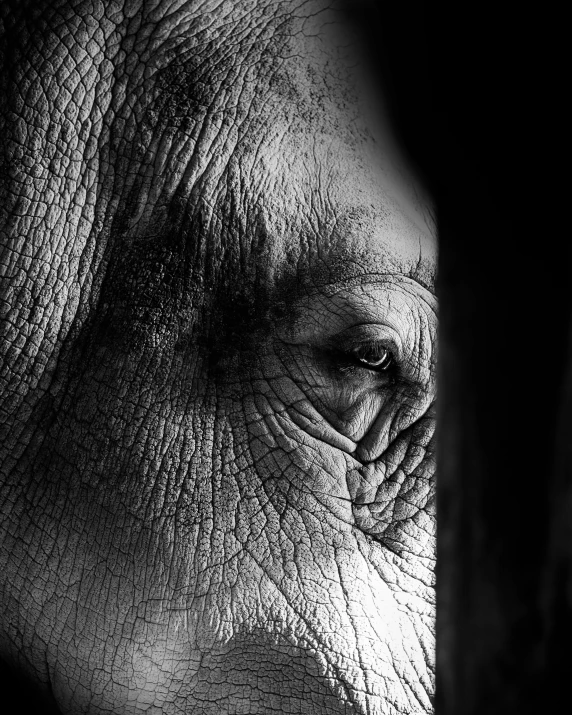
[0,1,437,713]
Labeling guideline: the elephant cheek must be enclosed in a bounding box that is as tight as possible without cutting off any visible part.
[175,535,436,714]
[216,412,435,712]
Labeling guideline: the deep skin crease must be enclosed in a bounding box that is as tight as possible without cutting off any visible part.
[0,2,437,714]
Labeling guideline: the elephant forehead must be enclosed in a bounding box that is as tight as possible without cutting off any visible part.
[256,133,437,290]
[96,0,436,307]
[216,2,437,285]
[126,1,434,240]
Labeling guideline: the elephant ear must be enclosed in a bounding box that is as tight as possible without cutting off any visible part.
[0,5,118,434]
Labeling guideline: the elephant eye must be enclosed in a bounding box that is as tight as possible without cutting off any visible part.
[349,342,394,371]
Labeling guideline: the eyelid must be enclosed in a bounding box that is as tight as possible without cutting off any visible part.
[330,323,403,363]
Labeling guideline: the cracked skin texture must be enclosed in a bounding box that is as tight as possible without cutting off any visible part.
[0,1,437,713]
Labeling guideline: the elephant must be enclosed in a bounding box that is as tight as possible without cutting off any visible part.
[0,1,437,713]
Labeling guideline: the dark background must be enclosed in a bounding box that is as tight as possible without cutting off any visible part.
[346,1,569,713]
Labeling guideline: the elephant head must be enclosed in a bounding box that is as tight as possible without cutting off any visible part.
[0,1,437,713]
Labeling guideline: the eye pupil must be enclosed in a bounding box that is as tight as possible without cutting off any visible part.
[353,343,393,370]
